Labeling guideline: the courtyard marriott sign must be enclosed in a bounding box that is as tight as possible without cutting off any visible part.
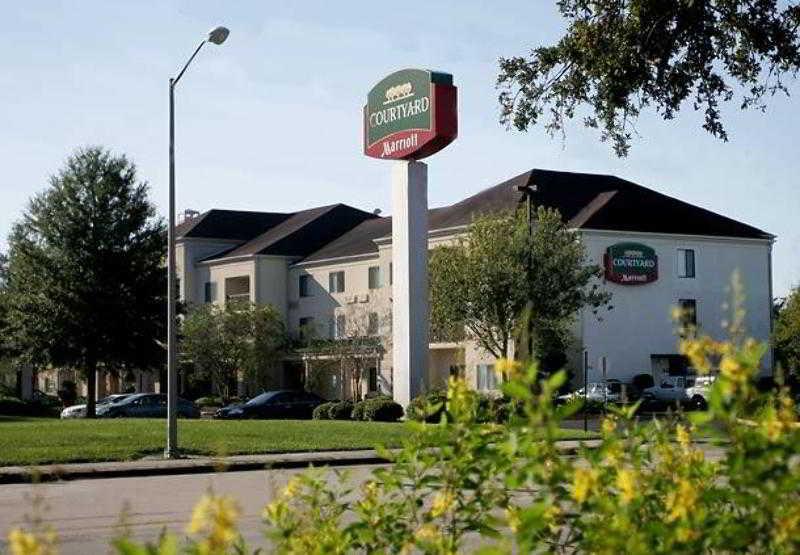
[364,69,457,160]
[604,242,658,285]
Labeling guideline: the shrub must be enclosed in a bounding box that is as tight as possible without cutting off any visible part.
[362,398,403,422]
[351,400,367,421]
[406,389,447,423]
[0,396,59,417]
[0,396,30,416]
[328,400,353,420]
[476,394,518,423]
[312,401,336,420]
[631,372,655,392]
[364,391,390,400]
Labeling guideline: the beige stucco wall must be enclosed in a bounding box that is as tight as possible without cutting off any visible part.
[176,238,242,305]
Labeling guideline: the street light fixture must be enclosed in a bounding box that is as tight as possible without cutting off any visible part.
[166,26,230,459]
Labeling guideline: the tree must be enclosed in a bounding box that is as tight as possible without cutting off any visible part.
[181,302,289,398]
[429,208,610,374]
[498,0,800,156]
[0,252,14,385]
[4,147,166,417]
[774,287,800,374]
[301,303,391,401]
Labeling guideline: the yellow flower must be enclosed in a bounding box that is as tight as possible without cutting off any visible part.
[572,468,599,504]
[505,507,521,533]
[544,503,562,532]
[430,489,456,518]
[603,442,623,466]
[7,528,57,555]
[495,358,522,380]
[415,523,439,542]
[188,494,241,555]
[616,468,637,504]
[282,476,302,498]
[666,479,698,522]
[675,424,691,449]
[676,525,699,543]
[601,417,617,436]
[775,506,800,544]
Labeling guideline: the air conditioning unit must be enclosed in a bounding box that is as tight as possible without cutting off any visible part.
[346,295,357,304]
[359,294,370,303]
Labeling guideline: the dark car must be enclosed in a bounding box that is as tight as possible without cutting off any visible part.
[215,390,326,419]
[96,393,200,418]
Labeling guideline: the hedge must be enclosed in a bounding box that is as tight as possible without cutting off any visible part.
[362,398,403,422]
[312,401,337,420]
[0,396,60,417]
[328,400,354,420]
[406,390,447,423]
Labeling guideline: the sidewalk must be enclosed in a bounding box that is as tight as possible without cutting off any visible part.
[0,440,599,485]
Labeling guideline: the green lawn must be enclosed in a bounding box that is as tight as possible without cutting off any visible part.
[0,417,596,467]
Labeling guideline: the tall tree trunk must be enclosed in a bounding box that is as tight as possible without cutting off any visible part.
[85,356,97,418]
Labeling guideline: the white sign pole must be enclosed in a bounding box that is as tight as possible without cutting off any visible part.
[391,160,429,407]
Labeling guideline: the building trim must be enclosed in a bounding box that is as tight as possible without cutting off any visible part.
[580,228,775,245]
[292,252,380,269]
[197,253,298,267]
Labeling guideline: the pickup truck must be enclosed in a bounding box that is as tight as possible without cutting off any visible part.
[642,375,715,409]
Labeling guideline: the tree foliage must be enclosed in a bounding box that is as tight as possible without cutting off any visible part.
[774,286,800,373]
[4,147,166,416]
[181,302,289,398]
[498,0,800,156]
[429,208,610,368]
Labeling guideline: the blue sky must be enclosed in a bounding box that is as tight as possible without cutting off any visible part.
[1,1,798,296]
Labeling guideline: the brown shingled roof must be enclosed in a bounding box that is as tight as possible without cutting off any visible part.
[298,168,771,264]
[200,204,378,261]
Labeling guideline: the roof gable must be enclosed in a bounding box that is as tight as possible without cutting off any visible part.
[176,209,291,241]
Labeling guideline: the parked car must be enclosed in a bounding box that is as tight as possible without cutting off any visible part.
[557,381,623,405]
[60,393,132,419]
[96,393,200,418]
[215,390,326,420]
[642,375,715,409]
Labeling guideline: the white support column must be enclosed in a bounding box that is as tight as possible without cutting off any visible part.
[391,160,429,407]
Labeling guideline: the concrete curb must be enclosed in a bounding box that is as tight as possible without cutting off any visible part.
[0,440,599,485]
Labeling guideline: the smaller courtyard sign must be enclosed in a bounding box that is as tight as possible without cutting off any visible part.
[604,242,658,285]
[364,69,457,160]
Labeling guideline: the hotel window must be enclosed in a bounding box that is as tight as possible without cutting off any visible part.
[449,365,465,379]
[329,271,345,293]
[335,314,346,339]
[476,364,498,391]
[225,276,250,304]
[368,266,382,289]
[299,275,311,298]
[677,248,695,278]
[204,282,217,304]
[389,263,393,285]
[368,312,379,336]
[678,299,698,327]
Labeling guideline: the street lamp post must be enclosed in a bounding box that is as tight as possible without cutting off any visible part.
[166,26,229,459]
[515,183,537,361]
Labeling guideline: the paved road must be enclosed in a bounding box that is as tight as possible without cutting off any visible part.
[0,442,726,554]
[0,464,383,554]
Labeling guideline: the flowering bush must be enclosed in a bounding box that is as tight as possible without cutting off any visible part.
[7,295,800,553]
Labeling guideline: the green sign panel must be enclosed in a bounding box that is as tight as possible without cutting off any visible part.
[604,242,658,285]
